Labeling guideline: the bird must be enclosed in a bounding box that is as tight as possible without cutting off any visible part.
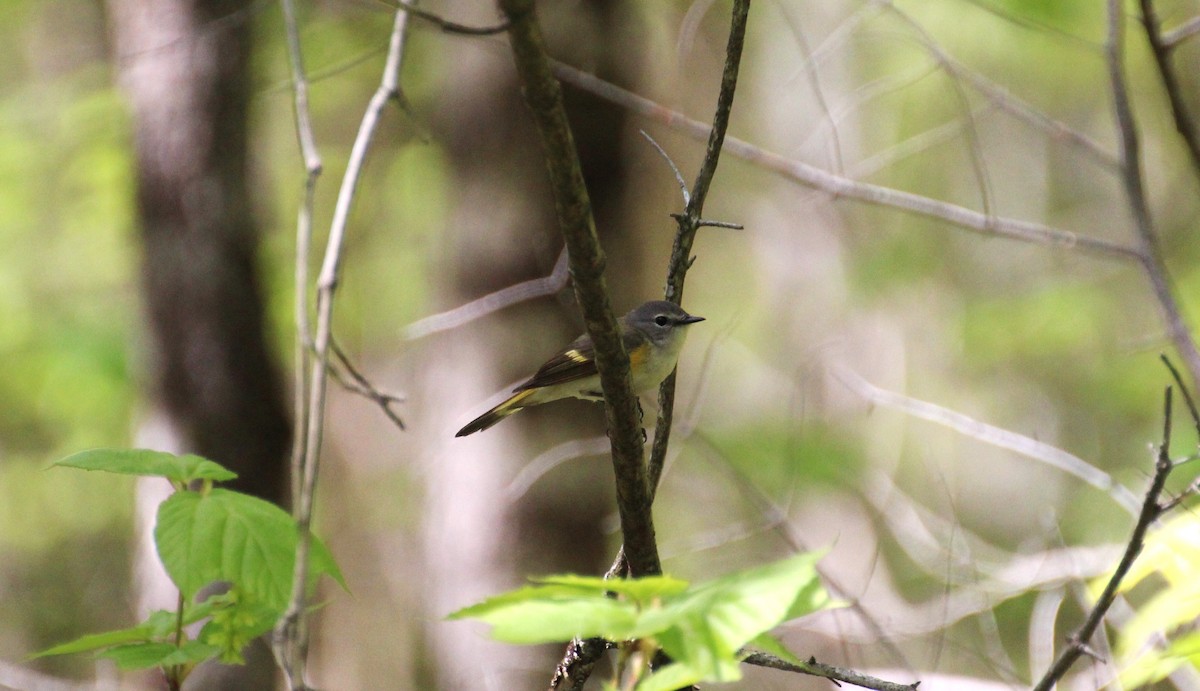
[455,300,705,436]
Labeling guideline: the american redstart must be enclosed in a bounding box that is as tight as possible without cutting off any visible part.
[455,300,705,437]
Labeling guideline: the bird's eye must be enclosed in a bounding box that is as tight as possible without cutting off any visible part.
[654,315,669,326]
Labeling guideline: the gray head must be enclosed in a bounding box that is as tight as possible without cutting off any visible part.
[624,300,705,345]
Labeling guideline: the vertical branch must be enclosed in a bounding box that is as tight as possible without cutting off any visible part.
[498,0,662,579]
[1105,0,1200,391]
[649,0,751,492]
[550,3,750,689]
[279,0,322,508]
[1139,0,1200,179]
[273,9,412,690]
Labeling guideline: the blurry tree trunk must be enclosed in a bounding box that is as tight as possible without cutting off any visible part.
[109,0,288,688]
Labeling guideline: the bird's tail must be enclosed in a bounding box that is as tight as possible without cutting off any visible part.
[455,389,536,437]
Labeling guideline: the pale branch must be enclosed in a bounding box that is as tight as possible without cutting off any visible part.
[497,0,660,578]
[1140,0,1200,179]
[1031,386,1176,690]
[274,8,413,690]
[1105,0,1200,394]
[742,652,920,691]
[834,365,1141,515]
[1162,14,1200,48]
[403,247,568,339]
[549,61,1141,262]
[279,0,320,509]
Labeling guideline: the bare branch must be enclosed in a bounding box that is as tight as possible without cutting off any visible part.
[1140,0,1200,179]
[274,8,413,689]
[1163,14,1200,48]
[638,130,689,206]
[1031,386,1174,690]
[497,0,659,578]
[327,340,406,430]
[835,364,1141,515]
[279,0,321,514]
[1106,0,1200,393]
[386,0,509,35]
[742,652,920,691]
[403,247,568,339]
[549,61,1141,262]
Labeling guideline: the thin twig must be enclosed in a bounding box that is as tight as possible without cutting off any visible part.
[273,8,412,690]
[649,0,750,492]
[385,0,509,35]
[1106,0,1200,394]
[742,652,920,691]
[498,0,659,578]
[1031,387,1175,691]
[328,340,407,430]
[1140,0,1200,179]
[549,61,1141,262]
[639,130,689,205]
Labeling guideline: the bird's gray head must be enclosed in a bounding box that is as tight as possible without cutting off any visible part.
[625,300,705,345]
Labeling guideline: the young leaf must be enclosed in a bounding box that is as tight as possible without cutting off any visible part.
[652,551,829,675]
[33,623,156,658]
[54,448,237,484]
[154,489,344,610]
[536,573,690,603]
[635,661,706,691]
[98,641,221,670]
[448,588,641,644]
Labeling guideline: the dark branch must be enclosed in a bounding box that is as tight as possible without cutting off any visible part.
[328,340,406,430]
[391,0,509,35]
[649,0,751,493]
[742,652,921,691]
[497,0,660,578]
[548,3,750,688]
[1106,0,1200,391]
[1031,387,1175,690]
[1139,0,1200,180]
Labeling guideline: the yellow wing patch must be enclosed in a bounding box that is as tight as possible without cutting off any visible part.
[563,349,590,364]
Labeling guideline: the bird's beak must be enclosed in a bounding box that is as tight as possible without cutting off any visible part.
[681,315,705,325]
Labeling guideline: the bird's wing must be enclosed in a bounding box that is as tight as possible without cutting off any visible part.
[514,328,646,391]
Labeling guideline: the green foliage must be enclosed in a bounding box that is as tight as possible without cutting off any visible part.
[54,448,237,486]
[37,449,344,680]
[1101,511,1200,687]
[450,552,834,690]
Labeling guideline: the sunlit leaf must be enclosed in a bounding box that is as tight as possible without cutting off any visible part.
[54,448,237,484]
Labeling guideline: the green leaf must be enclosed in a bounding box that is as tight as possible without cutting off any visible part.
[199,590,278,664]
[636,661,706,691]
[155,489,344,611]
[535,573,690,603]
[452,551,834,687]
[643,552,829,680]
[54,448,237,484]
[745,633,803,666]
[98,641,221,670]
[448,586,642,643]
[33,623,155,658]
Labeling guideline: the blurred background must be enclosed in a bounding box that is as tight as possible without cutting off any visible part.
[2,0,1200,689]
